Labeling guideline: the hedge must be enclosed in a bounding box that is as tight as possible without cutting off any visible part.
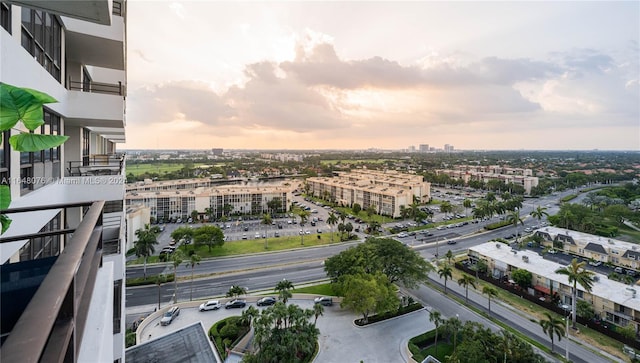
[126,273,175,287]
[355,302,423,326]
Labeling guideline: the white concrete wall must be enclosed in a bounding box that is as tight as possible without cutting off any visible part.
[78,261,114,363]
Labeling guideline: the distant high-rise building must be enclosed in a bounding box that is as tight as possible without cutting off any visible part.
[408,145,416,152]
[444,144,455,152]
[419,144,429,153]
[211,148,223,155]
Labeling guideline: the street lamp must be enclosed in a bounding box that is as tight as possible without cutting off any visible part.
[565,311,571,361]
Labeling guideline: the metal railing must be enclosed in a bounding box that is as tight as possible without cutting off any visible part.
[67,154,125,176]
[0,201,105,362]
[68,79,125,96]
[112,0,123,16]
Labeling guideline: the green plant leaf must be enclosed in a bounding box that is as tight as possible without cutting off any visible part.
[1,214,11,234]
[23,87,57,104]
[0,185,10,210]
[9,133,69,152]
[0,83,45,131]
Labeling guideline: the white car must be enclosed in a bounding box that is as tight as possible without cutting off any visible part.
[397,232,408,238]
[199,300,221,311]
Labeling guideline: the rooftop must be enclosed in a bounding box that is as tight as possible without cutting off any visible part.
[125,322,217,363]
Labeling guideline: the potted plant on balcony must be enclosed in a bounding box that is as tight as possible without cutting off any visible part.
[0,82,69,234]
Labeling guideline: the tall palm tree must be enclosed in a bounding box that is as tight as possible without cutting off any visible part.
[134,224,160,279]
[261,213,272,249]
[186,253,201,301]
[457,274,477,303]
[531,205,549,224]
[463,199,472,217]
[482,286,498,315]
[226,285,247,298]
[506,209,524,243]
[539,312,565,352]
[429,310,443,356]
[326,212,338,242]
[440,201,453,218]
[275,278,295,304]
[444,316,462,351]
[555,258,594,328]
[297,209,310,245]
[445,250,454,265]
[438,264,453,294]
[313,302,324,326]
[155,274,167,310]
[171,250,184,303]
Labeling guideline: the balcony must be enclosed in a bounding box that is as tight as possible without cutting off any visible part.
[62,13,125,70]
[66,154,125,177]
[64,88,124,130]
[0,201,105,362]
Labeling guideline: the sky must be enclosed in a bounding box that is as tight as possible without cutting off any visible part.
[124,1,640,151]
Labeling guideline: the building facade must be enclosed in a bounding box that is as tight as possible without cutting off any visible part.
[306,169,430,218]
[0,1,127,362]
[436,165,538,194]
[469,242,640,332]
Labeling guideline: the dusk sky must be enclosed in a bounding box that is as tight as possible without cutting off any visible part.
[125,1,639,151]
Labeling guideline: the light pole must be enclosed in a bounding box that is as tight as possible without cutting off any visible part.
[565,311,570,361]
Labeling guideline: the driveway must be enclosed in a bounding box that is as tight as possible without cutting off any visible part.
[137,297,431,363]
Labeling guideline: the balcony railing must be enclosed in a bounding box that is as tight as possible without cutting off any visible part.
[0,201,105,363]
[68,79,125,96]
[67,154,125,176]
[112,0,124,17]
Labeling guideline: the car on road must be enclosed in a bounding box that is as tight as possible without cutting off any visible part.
[314,296,333,306]
[588,260,603,267]
[199,300,221,311]
[160,306,180,326]
[255,233,261,239]
[256,296,277,306]
[447,240,457,245]
[225,299,247,309]
[397,232,408,238]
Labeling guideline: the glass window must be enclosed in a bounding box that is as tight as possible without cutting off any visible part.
[20,8,61,81]
[1,2,11,34]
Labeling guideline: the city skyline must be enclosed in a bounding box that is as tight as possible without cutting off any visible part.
[125,1,639,151]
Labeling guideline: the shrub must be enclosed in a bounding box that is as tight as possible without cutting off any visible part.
[125,273,175,287]
[484,220,511,230]
[355,302,423,326]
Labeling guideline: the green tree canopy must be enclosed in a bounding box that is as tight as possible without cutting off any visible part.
[193,225,225,252]
[337,273,399,324]
[511,268,532,289]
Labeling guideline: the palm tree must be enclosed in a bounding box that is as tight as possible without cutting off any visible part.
[313,302,324,326]
[226,285,247,298]
[155,274,167,310]
[261,213,272,249]
[555,258,594,328]
[438,264,453,294]
[440,201,453,218]
[531,205,549,224]
[506,209,524,243]
[134,224,160,279]
[297,209,310,245]
[463,199,472,217]
[444,316,462,351]
[457,274,477,303]
[327,212,338,242]
[240,306,259,328]
[275,279,295,304]
[171,250,184,303]
[429,310,443,356]
[482,286,498,315]
[539,312,565,352]
[186,253,201,301]
[445,249,454,265]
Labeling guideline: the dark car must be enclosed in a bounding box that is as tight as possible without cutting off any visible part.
[256,296,276,306]
[225,299,247,309]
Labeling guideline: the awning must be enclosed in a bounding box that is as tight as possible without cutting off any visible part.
[534,285,551,295]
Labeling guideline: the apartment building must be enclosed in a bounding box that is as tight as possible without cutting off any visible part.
[126,183,294,221]
[535,226,640,271]
[0,1,127,362]
[469,242,640,331]
[436,165,538,194]
[306,170,429,218]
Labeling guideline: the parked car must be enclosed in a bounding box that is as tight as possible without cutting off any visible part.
[314,296,333,306]
[256,296,277,307]
[225,299,247,309]
[397,232,408,238]
[615,267,624,274]
[588,261,602,267]
[199,300,221,311]
[160,306,180,326]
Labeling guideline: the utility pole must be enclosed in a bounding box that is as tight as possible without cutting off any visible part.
[565,312,570,361]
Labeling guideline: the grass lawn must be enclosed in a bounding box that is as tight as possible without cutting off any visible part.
[291,283,336,296]
[127,234,342,265]
[127,162,208,177]
[420,343,454,362]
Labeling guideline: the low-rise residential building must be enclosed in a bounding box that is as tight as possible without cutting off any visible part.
[469,242,640,331]
[306,169,430,217]
[535,226,640,271]
[436,165,538,194]
[126,183,294,221]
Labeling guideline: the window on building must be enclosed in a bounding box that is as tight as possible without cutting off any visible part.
[82,128,90,165]
[113,279,122,334]
[19,109,62,194]
[1,2,11,33]
[20,7,61,81]
[18,212,61,261]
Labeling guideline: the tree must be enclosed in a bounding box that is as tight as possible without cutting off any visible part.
[539,312,565,352]
[190,209,199,222]
[438,264,453,294]
[313,302,324,326]
[324,237,433,288]
[267,197,282,215]
[443,316,463,351]
[240,305,259,328]
[338,273,399,324]
[296,209,310,245]
[511,268,532,289]
[134,224,160,278]
[327,212,338,242]
[275,279,294,304]
[186,253,201,301]
[226,285,247,298]
[352,203,362,216]
[222,203,233,218]
[445,249,454,265]
[457,274,477,303]
[506,209,524,242]
[576,299,595,320]
[440,201,453,217]
[367,220,380,235]
[555,258,594,329]
[193,225,224,252]
[463,198,473,217]
[399,205,410,220]
[482,286,498,315]
[171,226,194,246]
[261,213,272,249]
[531,205,549,224]
[171,250,184,303]
[365,205,376,217]
[429,310,443,356]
